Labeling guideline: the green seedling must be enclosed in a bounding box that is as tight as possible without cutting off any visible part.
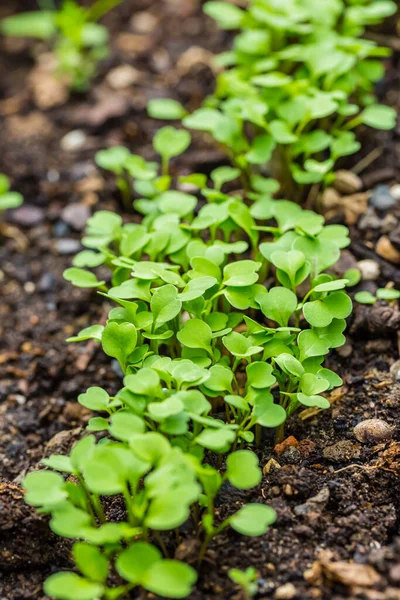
[229,567,258,599]
[151,0,397,200]
[1,0,125,91]
[355,287,400,305]
[0,174,23,214]
[95,127,191,209]
[23,432,275,599]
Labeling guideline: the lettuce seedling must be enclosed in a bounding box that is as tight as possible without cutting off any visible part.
[229,567,258,599]
[0,174,23,214]
[355,288,400,305]
[23,432,275,599]
[151,0,397,200]
[95,127,191,209]
[1,0,125,91]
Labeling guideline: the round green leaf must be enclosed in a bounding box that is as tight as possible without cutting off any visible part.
[153,127,191,159]
[148,98,187,120]
[143,559,198,599]
[44,573,103,600]
[230,504,276,536]
[226,450,262,489]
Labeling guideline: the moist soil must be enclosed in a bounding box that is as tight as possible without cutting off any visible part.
[1,1,400,599]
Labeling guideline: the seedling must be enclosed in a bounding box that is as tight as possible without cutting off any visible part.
[23,432,276,599]
[0,174,23,213]
[95,127,191,209]
[355,288,400,305]
[150,0,397,200]
[1,0,125,91]
[229,567,258,599]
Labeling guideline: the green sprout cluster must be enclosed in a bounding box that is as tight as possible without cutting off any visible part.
[0,0,124,91]
[24,127,354,597]
[149,0,397,200]
[19,1,398,598]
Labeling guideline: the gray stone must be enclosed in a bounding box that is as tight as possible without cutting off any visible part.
[55,238,81,255]
[370,184,396,212]
[61,203,90,231]
[10,205,44,227]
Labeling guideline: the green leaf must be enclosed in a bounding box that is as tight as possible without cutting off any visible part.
[73,543,109,583]
[44,573,103,600]
[151,285,182,329]
[226,450,262,489]
[130,432,171,464]
[195,427,236,452]
[222,332,263,358]
[63,268,105,289]
[95,146,130,174]
[253,393,287,428]
[360,104,396,130]
[204,1,244,29]
[230,504,276,536]
[210,166,240,190]
[298,330,330,361]
[0,191,23,210]
[148,396,184,421]
[245,134,276,164]
[73,251,104,268]
[158,191,197,217]
[116,542,161,583]
[143,560,198,599]
[109,411,145,441]
[274,353,304,378]
[177,319,213,355]
[153,127,191,159]
[147,98,187,120]
[1,11,56,39]
[145,492,192,530]
[67,324,104,343]
[223,260,261,287]
[257,287,298,327]
[303,291,352,327]
[101,322,137,369]
[23,471,67,507]
[297,393,330,409]
[78,387,110,411]
[354,290,376,304]
[300,373,330,396]
[269,120,297,144]
[376,288,400,301]
[246,362,276,389]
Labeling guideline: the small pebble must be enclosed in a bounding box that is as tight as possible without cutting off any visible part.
[334,170,362,195]
[53,220,71,237]
[376,236,400,265]
[336,343,353,358]
[37,272,55,293]
[358,207,381,231]
[390,184,400,201]
[356,259,380,281]
[274,583,297,599]
[370,184,396,212]
[61,203,90,231]
[60,129,87,152]
[381,213,398,234]
[281,446,302,465]
[55,238,81,255]
[10,205,44,227]
[106,65,140,89]
[353,419,394,444]
[323,440,360,463]
[390,359,400,381]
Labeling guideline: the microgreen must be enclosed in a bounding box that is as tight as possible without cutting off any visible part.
[0,174,23,213]
[355,288,400,304]
[1,0,125,91]
[152,0,396,200]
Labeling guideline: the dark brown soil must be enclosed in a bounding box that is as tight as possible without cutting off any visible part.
[1,1,400,599]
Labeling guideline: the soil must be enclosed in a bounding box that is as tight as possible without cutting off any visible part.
[1,1,400,599]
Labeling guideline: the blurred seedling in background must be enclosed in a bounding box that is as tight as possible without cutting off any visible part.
[0,0,125,91]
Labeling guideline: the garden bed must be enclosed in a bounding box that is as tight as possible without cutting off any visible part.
[1,1,400,599]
